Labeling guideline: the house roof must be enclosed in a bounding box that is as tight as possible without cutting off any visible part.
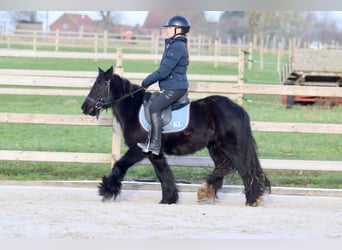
[50,13,94,28]
[142,11,170,29]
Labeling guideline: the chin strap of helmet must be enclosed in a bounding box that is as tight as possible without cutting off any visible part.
[171,27,186,39]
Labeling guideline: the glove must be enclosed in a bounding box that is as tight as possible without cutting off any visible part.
[142,80,152,89]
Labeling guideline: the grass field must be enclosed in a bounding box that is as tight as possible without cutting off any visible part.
[0,53,341,188]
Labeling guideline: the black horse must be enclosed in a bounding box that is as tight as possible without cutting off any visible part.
[81,66,271,206]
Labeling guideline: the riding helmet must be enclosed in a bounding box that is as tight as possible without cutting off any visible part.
[163,15,190,34]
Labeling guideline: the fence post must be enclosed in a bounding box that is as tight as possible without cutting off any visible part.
[277,41,283,73]
[237,50,245,105]
[248,42,253,70]
[103,30,108,53]
[154,34,160,64]
[114,48,124,76]
[111,48,124,165]
[259,36,264,69]
[197,35,201,55]
[33,31,37,52]
[214,39,219,68]
[55,29,59,51]
[227,38,231,55]
[6,34,10,49]
[94,33,98,52]
[94,33,98,58]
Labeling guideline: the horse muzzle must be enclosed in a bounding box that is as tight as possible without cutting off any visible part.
[81,101,97,116]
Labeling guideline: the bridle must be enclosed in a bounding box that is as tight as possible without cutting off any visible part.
[86,78,144,112]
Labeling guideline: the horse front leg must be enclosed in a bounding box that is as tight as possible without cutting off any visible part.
[99,147,145,202]
[148,154,178,204]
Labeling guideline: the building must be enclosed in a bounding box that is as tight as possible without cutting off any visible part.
[50,13,95,33]
[49,13,136,36]
[16,20,43,31]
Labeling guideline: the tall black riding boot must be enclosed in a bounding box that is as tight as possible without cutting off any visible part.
[148,112,162,155]
[137,112,162,155]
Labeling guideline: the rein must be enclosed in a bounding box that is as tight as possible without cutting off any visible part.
[88,85,145,111]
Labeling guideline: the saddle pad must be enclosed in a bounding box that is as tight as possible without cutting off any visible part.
[139,104,190,133]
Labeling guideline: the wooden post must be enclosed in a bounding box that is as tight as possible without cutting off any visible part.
[154,34,160,64]
[55,29,59,51]
[248,42,253,70]
[94,33,98,55]
[114,48,124,76]
[6,34,10,49]
[288,39,293,64]
[272,36,276,54]
[111,117,121,165]
[197,35,201,56]
[111,48,124,165]
[237,49,245,105]
[103,30,108,53]
[214,39,219,68]
[277,41,282,73]
[265,34,270,52]
[227,38,231,55]
[33,31,37,52]
[259,36,264,69]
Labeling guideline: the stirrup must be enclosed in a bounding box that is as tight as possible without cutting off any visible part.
[137,141,161,155]
[150,148,161,156]
[137,142,150,153]
[149,144,161,156]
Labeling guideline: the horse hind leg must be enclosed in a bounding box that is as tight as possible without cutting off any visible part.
[203,139,271,207]
[241,167,271,207]
[197,144,235,202]
[236,143,271,206]
[197,182,216,202]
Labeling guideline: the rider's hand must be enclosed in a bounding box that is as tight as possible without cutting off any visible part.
[142,80,151,89]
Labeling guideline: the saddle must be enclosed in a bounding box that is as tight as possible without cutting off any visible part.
[138,91,191,133]
[143,92,189,125]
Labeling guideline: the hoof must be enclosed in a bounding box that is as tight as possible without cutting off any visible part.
[246,196,264,207]
[101,194,115,203]
[98,176,122,202]
[197,199,216,205]
[197,183,216,202]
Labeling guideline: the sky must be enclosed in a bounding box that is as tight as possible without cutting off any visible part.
[0,11,223,31]
[1,11,341,31]
[46,11,222,26]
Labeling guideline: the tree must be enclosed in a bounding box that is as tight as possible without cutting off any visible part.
[306,12,342,45]
[219,11,248,42]
[8,11,39,24]
[98,11,121,31]
[215,11,330,47]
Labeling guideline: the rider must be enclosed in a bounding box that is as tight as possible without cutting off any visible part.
[137,15,190,155]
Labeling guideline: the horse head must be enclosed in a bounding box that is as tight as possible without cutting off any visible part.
[82,66,144,119]
[82,66,114,118]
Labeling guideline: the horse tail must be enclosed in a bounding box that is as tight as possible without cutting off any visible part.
[241,111,271,205]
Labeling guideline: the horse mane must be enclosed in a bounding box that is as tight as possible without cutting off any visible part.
[112,73,144,98]
[108,74,145,128]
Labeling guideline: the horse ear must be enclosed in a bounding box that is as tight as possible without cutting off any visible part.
[98,67,104,73]
[104,66,113,79]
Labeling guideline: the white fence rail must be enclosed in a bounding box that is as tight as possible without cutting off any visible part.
[1,67,341,171]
